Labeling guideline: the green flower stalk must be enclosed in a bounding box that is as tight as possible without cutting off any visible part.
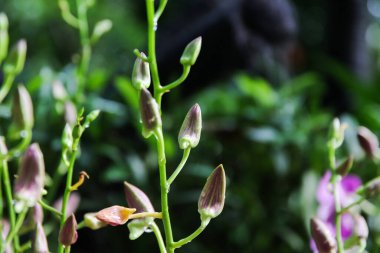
[0,13,9,65]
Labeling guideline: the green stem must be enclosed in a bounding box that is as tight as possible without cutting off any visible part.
[77,220,85,230]
[58,151,78,253]
[154,0,168,23]
[75,0,91,104]
[5,207,28,246]
[6,130,32,160]
[38,200,62,218]
[145,0,163,107]
[18,241,32,252]
[167,148,191,187]
[160,65,190,93]
[0,74,15,104]
[151,222,167,253]
[58,0,79,28]
[172,218,210,249]
[339,197,365,215]
[1,159,19,249]
[155,129,174,253]
[357,239,366,253]
[64,246,71,253]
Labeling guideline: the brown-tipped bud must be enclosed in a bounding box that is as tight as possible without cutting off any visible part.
[3,39,27,75]
[357,126,379,158]
[59,214,78,246]
[84,212,107,230]
[124,181,154,213]
[33,223,49,253]
[198,164,226,221]
[359,177,380,198]
[178,104,202,149]
[180,37,202,66]
[132,53,151,90]
[95,205,136,226]
[14,143,45,212]
[12,85,34,130]
[354,215,368,240]
[336,156,354,176]
[140,88,161,137]
[310,218,337,253]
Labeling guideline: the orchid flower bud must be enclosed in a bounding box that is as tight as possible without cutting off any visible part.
[180,37,202,66]
[3,39,27,75]
[198,165,226,222]
[124,181,154,212]
[328,118,346,149]
[91,19,112,43]
[357,126,379,158]
[84,212,107,230]
[64,101,77,127]
[310,218,337,253]
[336,155,353,176]
[178,104,202,149]
[14,143,45,212]
[140,88,161,138]
[59,214,78,246]
[33,223,49,253]
[0,13,9,64]
[12,85,34,130]
[95,205,136,226]
[132,53,151,90]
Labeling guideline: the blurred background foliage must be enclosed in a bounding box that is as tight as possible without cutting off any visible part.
[2,0,380,252]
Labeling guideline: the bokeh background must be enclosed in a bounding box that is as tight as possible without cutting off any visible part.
[2,0,380,252]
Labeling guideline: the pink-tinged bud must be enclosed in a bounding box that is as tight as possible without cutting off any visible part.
[33,223,49,253]
[52,80,68,101]
[84,213,107,230]
[64,101,77,126]
[336,156,353,176]
[140,88,161,137]
[14,143,45,211]
[357,126,379,158]
[59,214,78,246]
[54,192,81,217]
[1,219,12,253]
[95,205,136,226]
[124,181,154,213]
[198,164,226,221]
[12,85,34,130]
[178,104,202,149]
[180,37,202,66]
[310,218,337,253]
[132,53,151,90]
[33,204,44,224]
[354,215,368,240]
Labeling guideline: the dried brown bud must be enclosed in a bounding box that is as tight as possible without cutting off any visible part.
[198,164,226,221]
[357,126,379,158]
[310,218,337,253]
[336,156,353,176]
[59,214,78,246]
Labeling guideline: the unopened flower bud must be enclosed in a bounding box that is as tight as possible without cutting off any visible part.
[64,101,77,127]
[180,37,202,66]
[357,126,379,158]
[83,109,100,128]
[328,118,346,149]
[0,13,9,64]
[91,19,112,43]
[14,143,45,211]
[354,215,368,240]
[178,104,202,149]
[359,177,380,198]
[95,205,136,226]
[3,39,27,75]
[310,218,337,253]
[124,181,154,212]
[132,53,151,90]
[336,155,353,176]
[140,88,161,137]
[12,85,34,130]
[52,80,68,101]
[33,223,49,253]
[0,136,8,155]
[84,212,107,230]
[198,164,226,221]
[59,214,78,246]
